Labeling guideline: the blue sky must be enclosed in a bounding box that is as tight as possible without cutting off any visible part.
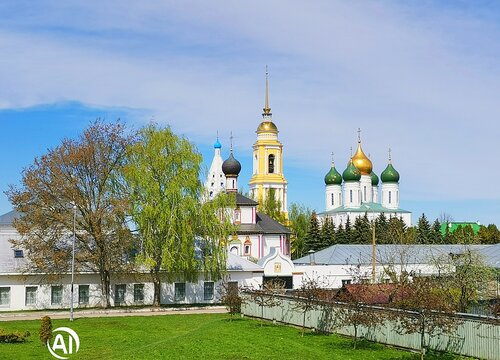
[1,1,499,225]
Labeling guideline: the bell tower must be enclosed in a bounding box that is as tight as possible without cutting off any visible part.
[248,69,288,217]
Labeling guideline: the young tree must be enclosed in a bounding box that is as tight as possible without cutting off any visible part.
[123,124,235,306]
[8,121,135,308]
[293,277,322,337]
[218,279,245,321]
[392,277,460,360]
[250,280,285,326]
[289,203,311,259]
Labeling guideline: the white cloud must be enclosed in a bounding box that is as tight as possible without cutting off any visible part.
[1,1,500,203]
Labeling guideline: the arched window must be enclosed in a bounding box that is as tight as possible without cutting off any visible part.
[230,246,239,255]
[268,154,275,173]
[364,186,367,201]
[389,191,392,204]
[350,190,353,203]
[331,193,334,206]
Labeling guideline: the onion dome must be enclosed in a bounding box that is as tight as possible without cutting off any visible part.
[222,153,241,176]
[257,121,278,134]
[381,163,400,183]
[351,142,372,175]
[214,138,222,149]
[325,164,342,185]
[370,171,379,186]
[342,161,361,182]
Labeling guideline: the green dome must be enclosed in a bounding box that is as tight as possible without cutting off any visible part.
[370,171,379,186]
[324,165,342,185]
[342,162,361,182]
[381,163,400,183]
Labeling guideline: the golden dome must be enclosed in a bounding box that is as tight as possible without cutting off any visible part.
[351,142,372,175]
[257,121,278,134]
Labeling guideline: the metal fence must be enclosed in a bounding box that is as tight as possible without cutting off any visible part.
[241,293,500,360]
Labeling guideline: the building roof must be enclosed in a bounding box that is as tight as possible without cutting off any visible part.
[440,222,481,235]
[0,210,21,226]
[293,244,500,268]
[238,212,291,235]
[319,202,411,215]
[235,193,259,206]
[226,252,263,271]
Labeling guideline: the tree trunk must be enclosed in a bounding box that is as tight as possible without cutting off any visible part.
[101,270,111,308]
[302,311,307,337]
[353,324,358,349]
[420,316,426,360]
[152,269,161,307]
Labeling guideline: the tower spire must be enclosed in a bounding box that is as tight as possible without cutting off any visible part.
[263,66,272,116]
[357,128,361,143]
[331,152,335,166]
[230,132,234,153]
[388,147,392,163]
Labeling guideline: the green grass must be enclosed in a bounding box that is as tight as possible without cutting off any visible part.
[0,313,459,359]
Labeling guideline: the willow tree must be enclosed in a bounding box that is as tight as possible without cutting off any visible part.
[123,124,235,306]
[7,121,135,308]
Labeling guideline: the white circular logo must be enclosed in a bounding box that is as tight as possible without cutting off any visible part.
[47,327,80,360]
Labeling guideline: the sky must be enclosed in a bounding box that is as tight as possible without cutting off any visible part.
[0,1,500,225]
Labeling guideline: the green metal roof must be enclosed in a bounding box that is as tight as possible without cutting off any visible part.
[318,202,411,215]
[439,222,481,235]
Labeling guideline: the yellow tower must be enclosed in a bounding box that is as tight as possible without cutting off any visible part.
[248,70,288,217]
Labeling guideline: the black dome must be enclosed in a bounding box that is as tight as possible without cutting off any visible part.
[222,153,241,176]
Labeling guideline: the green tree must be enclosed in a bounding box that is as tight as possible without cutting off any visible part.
[289,203,311,259]
[387,217,409,244]
[430,219,443,244]
[320,216,335,248]
[8,121,135,308]
[416,213,432,244]
[449,225,478,245]
[343,216,353,244]
[259,188,286,224]
[375,213,389,244]
[477,224,500,244]
[353,214,371,244]
[304,211,321,252]
[123,124,235,306]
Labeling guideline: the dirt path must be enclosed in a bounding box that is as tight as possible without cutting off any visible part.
[0,306,227,321]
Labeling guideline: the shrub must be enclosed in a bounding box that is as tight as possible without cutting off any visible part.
[39,316,52,345]
[0,329,30,343]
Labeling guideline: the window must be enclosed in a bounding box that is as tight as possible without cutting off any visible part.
[268,154,275,173]
[115,284,126,305]
[349,190,353,203]
[341,279,352,287]
[25,286,37,306]
[364,186,367,201]
[234,209,241,224]
[204,282,214,300]
[51,286,63,305]
[134,284,144,304]
[331,193,334,206]
[0,287,11,306]
[230,246,239,255]
[232,179,235,188]
[79,285,90,305]
[244,243,251,256]
[389,191,392,204]
[174,283,186,302]
[339,193,342,205]
[14,249,24,258]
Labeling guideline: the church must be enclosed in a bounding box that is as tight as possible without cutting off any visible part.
[205,72,291,261]
[318,132,412,227]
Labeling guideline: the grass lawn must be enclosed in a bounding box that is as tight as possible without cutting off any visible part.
[0,313,458,359]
